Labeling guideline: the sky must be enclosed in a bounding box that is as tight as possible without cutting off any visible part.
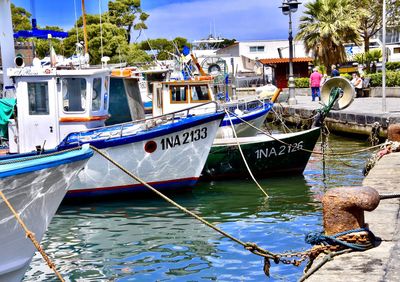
[11,0,310,42]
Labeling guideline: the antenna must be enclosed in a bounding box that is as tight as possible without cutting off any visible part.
[99,0,104,62]
[213,18,216,38]
[30,0,37,29]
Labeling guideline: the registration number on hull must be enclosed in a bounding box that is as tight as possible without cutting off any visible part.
[161,127,208,150]
[255,141,304,159]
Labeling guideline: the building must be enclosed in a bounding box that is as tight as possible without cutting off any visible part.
[192,39,312,88]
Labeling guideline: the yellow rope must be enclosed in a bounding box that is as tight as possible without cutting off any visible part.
[224,109,269,198]
[228,110,383,156]
[89,145,277,259]
[0,191,65,282]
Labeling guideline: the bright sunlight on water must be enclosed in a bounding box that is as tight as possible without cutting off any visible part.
[24,133,373,281]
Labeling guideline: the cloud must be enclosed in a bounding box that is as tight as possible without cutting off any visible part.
[137,0,307,42]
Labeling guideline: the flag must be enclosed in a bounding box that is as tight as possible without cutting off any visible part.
[50,46,57,67]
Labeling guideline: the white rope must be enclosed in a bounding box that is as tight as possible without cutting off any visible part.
[224,110,269,198]
[141,29,161,66]
[73,0,79,46]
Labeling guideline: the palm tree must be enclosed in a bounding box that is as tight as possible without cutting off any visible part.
[295,0,363,74]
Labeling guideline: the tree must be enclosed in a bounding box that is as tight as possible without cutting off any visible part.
[296,0,362,74]
[358,0,400,54]
[108,0,149,44]
[139,38,174,60]
[11,3,31,32]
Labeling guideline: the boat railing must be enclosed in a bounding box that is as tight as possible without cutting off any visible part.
[218,98,267,113]
[67,101,219,145]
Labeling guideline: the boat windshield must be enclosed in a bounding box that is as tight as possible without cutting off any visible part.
[190,85,210,102]
[62,78,87,112]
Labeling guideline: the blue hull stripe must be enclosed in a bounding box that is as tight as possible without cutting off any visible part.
[0,148,93,178]
[58,112,225,150]
[220,104,272,126]
[143,101,153,109]
[66,177,198,198]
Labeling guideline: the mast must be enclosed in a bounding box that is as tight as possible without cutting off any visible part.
[0,0,16,92]
[81,0,89,54]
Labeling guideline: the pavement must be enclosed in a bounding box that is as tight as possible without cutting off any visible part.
[273,96,400,137]
[281,95,400,116]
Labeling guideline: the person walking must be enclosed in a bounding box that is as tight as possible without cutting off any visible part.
[351,72,363,97]
[309,68,322,101]
[331,65,340,77]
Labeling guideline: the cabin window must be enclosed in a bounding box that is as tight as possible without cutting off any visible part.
[62,78,87,112]
[92,78,102,111]
[170,86,187,103]
[190,85,211,102]
[28,82,49,115]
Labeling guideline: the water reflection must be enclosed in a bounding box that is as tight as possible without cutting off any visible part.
[24,133,371,281]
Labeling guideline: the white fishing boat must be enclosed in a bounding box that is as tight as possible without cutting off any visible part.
[5,65,224,197]
[152,78,276,138]
[0,145,93,282]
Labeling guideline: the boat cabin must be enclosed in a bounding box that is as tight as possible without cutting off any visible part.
[7,67,110,153]
[152,79,216,117]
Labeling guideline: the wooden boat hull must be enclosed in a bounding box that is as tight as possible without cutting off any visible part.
[0,147,92,282]
[202,127,321,180]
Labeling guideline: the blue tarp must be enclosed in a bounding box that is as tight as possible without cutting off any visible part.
[14,29,68,39]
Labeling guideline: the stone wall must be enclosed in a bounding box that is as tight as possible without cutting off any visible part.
[370,87,400,97]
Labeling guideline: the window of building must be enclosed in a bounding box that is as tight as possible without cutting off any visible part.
[92,78,102,111]
[191,85,211,102]
[62,78,87,112]
[170,86,187,103]
[249,46,265,52]
[394,47,400,54]
[28,82,49,115]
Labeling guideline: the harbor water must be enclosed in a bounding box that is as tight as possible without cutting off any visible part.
[24,133,372,281]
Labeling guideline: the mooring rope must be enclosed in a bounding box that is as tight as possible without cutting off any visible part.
[298,249,352,282]
[88,145,384,278]
[0,191,65,282]
[224,109,269,198]
[89,145,277,259]
[228,110,383,156]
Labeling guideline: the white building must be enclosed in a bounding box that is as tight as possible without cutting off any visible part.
[193,39,310,77]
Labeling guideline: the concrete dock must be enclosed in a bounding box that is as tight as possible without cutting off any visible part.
[307,152,400,281]
[272,96,400,138]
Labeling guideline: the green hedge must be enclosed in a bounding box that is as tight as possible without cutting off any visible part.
[294,71,400,88]
[368,71,400,87]
[294,77,309,88]
[386,62,400,71]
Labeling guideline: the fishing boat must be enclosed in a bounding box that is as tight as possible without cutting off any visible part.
[202,76,357,180]
[0,145,93,282]
[4,65,224,198]
[152,78,277,138]
[110,51,278,138]
[202,127,321,180]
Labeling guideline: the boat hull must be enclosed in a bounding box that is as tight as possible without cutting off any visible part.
[66,114,224,197]
[0,148,92,282]
[202,127,321,180]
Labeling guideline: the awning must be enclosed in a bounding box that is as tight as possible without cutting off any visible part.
[259,57,313,64]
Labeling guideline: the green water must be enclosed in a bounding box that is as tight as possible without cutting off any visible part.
[24,134,372,281]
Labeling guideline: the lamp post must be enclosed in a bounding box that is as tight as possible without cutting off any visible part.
[280,0,301,105]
